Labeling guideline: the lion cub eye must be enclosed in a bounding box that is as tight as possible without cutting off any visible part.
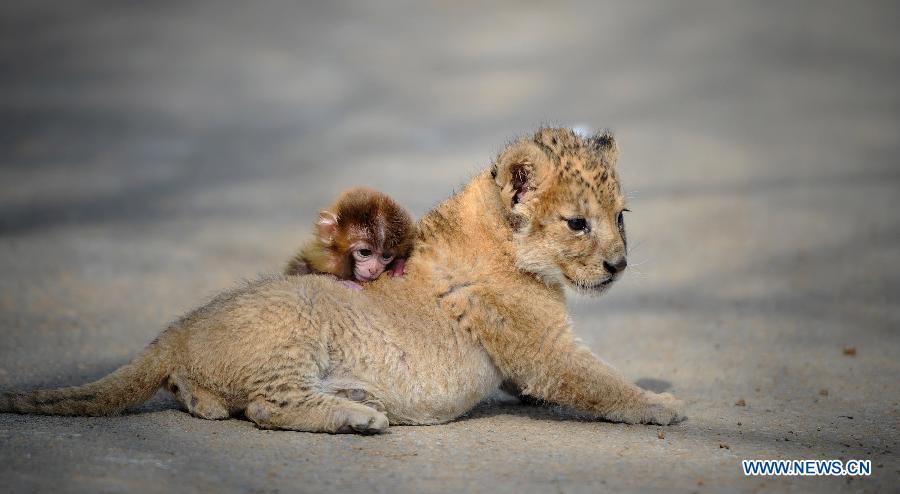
[617,208,630,230]
[565,217,590,232]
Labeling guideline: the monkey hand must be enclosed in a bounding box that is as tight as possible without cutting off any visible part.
[389,259,407,277]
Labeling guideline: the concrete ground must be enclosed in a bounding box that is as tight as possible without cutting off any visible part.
[1,1,898,492]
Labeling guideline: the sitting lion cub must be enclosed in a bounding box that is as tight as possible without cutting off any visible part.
[1,128,684,433]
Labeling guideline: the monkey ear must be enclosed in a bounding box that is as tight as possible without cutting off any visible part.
[316,210,338,245]
[491,141,551,209]
[590,130,619,168]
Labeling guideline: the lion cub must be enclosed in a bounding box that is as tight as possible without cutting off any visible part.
[1,128,684,433]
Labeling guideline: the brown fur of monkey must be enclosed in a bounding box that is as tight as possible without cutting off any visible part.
[284,187,416,282]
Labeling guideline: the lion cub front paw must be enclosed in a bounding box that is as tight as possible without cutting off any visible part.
[641,391,685,425]
[605,391,686,425]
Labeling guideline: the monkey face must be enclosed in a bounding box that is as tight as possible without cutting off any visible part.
[351,243,395,282]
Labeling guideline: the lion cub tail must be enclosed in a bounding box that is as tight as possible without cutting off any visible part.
[0,341,169,416]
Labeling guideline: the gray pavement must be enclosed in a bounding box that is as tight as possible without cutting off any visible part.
[1,1,898,492]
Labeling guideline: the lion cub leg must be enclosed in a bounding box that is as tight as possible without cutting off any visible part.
[166,374,230,420]
[244,383,389,434]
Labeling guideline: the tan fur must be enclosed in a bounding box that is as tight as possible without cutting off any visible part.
[0,128,684,433]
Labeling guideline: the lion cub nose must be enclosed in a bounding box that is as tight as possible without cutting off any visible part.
[603,256,627,275]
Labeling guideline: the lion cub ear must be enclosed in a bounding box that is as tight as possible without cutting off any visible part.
[590,130,619,168]
[491,141,552,209]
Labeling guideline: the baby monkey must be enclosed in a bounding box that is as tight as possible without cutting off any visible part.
[285,187,416,290]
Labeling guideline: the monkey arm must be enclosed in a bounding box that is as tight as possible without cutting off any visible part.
[285,238,352,279]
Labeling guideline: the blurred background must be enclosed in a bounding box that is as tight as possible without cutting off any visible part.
[1,1,898,492]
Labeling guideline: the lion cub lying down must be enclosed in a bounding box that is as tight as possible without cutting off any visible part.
[1,128,684,433]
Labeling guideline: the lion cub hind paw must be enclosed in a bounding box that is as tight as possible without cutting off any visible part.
[335,408,389,435]
[188,396,230,420]
[167,375,230,420]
